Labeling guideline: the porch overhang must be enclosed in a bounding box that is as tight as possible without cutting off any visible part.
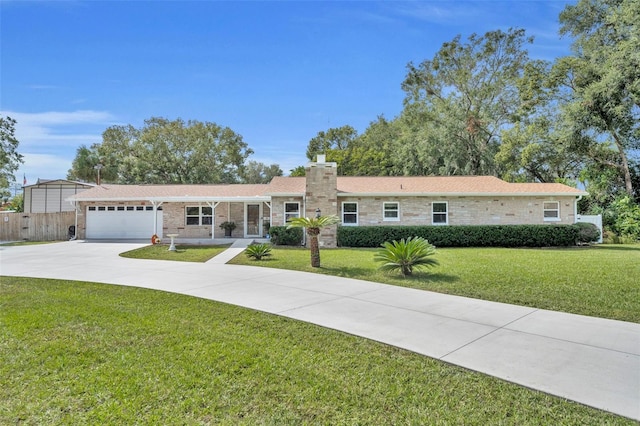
[67,196,272,203]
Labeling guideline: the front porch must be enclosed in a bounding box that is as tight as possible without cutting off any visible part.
[161,200,272,240]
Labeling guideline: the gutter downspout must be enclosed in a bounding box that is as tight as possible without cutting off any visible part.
[574,195,582,223]
[301,194,307,247]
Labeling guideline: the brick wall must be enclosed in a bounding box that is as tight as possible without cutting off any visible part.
[338,195,578,226]
[271,196,305,227]
[305,161,338,248]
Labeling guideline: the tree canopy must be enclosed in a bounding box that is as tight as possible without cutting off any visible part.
[0,116,23,189]
[68,117,280,185]
[553,0,639,197]
[293,2,639,237]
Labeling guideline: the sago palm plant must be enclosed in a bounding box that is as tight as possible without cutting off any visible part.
[244,243,272,260]
[374,237,439,277]
[287,215,340,267]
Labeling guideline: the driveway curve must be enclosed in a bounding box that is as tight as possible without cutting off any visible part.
[1,240,638,420]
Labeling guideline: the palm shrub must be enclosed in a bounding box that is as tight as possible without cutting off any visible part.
[374,237,439,277]
[245,243,272,260]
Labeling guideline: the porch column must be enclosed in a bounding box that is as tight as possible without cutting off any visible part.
[151,201,163,236]
[206,201,220,239]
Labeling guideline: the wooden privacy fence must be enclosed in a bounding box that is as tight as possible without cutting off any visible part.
[0,211,75,241]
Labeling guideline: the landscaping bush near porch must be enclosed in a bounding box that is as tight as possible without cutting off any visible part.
[268,226,304,246]
[338,224,591,248]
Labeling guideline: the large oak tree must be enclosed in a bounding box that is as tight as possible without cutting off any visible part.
[68,117,260,184]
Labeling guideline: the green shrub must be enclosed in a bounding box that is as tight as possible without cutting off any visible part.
[610,197,640,241]
[338,224,582,248]
[575,222,600,244]
[374,237,439,277]
[269,226,304,246]
[245,243,272,260]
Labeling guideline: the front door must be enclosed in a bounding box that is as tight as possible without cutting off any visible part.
[245,204,261,237]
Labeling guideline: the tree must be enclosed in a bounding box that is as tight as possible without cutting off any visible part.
[241,160,283,184]
[289,166,306,177]
[287,215,340,268]
[305,125,358,160]
[7,193,23,213]
[496,60,585,184]
[337,116,400,176]
[0,116,23,189]
[553,0,639,197]
[68,118,254,184]
[67,145,119,183]
[401,28,535,176]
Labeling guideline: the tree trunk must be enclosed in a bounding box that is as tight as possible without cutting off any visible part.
[308,228,321,268]
[310,235,320,267]
[612,132,634,197]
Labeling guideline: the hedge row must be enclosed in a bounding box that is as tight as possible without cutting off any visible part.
[269,226,304,246]
[337,224,597,248]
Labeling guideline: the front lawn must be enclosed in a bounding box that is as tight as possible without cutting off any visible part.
[1,277,632,425]
[229,245,640,323]
[120,244,230,262]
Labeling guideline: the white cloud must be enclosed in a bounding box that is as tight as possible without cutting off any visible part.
[3,110,114,126]
[17,153,73,184]
[0,109,116,183]
[389,2,479,25]
[0,109,115,148]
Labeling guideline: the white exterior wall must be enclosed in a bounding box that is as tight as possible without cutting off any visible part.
[25,182,91,213]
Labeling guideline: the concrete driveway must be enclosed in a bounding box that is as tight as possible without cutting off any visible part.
[1,240,639,420]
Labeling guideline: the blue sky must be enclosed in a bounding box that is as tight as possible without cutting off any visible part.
[1,0,574,186]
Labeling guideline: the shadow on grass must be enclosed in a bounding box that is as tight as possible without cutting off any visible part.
[320,266,373,276]
[591,244,640,252]
[387,272,460,284]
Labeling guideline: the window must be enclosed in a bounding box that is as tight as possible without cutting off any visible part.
[543,201,560,221]
[284,202,300,222]
[432,202,448,225]
[88,206,96,211]
[342,202,358,225]
[186,206,213,226]
[383,202,400,221]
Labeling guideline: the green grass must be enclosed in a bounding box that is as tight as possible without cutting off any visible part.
[119,244,230,262]
[0,240,59,246]
[229,245,640,323]
[1,277,633,425]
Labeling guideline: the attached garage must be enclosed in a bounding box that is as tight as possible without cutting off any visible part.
[86,205,163,239]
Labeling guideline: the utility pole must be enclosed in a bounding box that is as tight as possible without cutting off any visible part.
[94,163,103,185]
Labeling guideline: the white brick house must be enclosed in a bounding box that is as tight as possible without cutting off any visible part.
[68,159,587,244]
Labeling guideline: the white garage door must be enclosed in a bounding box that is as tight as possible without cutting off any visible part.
[86,205,163,239]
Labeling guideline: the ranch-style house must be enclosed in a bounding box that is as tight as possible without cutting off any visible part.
[68,158,588,247]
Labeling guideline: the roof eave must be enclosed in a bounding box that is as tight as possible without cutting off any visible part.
[67,196,272,203]
[265,192,304,197]
[338,191,588,197]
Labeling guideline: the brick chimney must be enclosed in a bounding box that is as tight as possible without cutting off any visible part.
[305,156,338,248]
